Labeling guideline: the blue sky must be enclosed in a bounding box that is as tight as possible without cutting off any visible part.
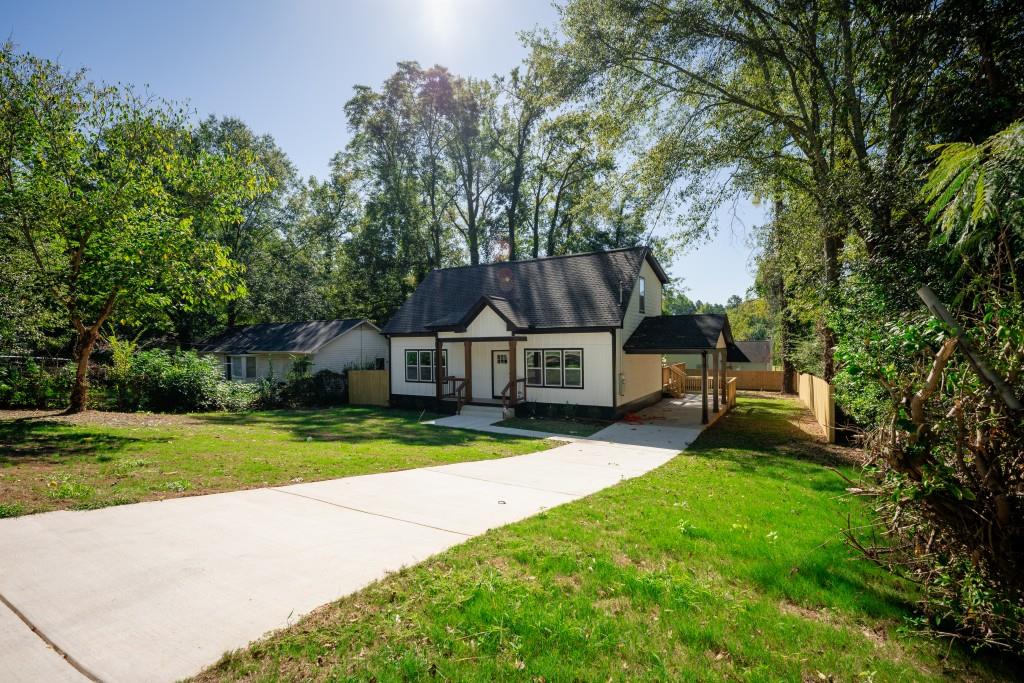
[6,0,764,303]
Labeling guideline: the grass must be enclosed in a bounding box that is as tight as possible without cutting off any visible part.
[195,397,1011,682]
[495,415,609,437]
[0,406,552,516]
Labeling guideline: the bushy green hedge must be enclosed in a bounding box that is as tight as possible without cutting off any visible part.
[256,369,347,408]
[113,349,258,413]
[0,360,75,409]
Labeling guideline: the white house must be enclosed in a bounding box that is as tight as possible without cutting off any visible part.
[382,246,740,422]
[199,319,387,382]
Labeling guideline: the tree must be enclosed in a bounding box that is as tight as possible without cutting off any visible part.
[445,76,502,264]
[545,0,1024,381]
[0,46,264,411]
[495,63,547,260]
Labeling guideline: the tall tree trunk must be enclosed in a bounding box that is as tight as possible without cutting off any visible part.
[821,231,843,381]
[531,176,543,258]
[68,326,99,413]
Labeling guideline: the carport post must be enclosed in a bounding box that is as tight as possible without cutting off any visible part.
[712,349,720,413]
[720,350,727,406]
[701,351,708,424]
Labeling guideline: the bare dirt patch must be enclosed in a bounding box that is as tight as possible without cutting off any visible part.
[0,409,205,428]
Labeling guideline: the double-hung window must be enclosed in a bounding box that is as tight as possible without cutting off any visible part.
[563,349,583,388]
[405,349,446,382]
[525,348,583,389]
[525,350,543,386]
[229,355,257,380]
[638,276,647,314]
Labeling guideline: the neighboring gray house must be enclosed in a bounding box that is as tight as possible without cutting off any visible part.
[382,246,743,421]
[667,339,773,371]
[199,319,387,381]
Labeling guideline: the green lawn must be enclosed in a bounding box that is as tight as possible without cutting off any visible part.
[195,397,1010,682]
[0,406,552,517]
[496,415,609,437]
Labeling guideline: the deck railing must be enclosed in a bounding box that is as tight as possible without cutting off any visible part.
[662,363,686,397]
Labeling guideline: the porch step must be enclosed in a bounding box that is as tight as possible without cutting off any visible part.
[458,404,505,419]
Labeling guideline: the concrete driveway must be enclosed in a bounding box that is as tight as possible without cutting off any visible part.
[0,414,703,683]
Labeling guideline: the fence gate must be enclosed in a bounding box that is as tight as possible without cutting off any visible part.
[348,370,389,406]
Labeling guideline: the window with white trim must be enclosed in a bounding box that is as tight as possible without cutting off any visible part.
[638,276,647,314]
[525,348,583,389]
[404,349,446,383]
[228,355,257,380]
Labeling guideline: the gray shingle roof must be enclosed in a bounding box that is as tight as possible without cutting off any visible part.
[623,314,736,353]
[732,340,772,364]
[383,247,669,335]
[198,319,368,354]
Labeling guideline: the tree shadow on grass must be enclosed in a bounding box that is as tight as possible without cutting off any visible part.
[192,406,539,449]
[0,419,151,466]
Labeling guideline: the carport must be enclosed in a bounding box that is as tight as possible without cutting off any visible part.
[624,314,747,423]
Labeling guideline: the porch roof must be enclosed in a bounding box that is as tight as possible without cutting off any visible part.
[624,314,748,359]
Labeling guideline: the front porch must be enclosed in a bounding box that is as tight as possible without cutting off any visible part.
[434,335,528,414]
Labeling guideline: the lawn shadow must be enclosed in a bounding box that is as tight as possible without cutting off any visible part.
[192,406,537,448]
[0,419,151,465]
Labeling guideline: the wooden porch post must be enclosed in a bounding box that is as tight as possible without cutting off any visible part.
[435,337,443,401]
[508,339,518,406]
[720,350,727,406]
[701,350,708,424]
[464,340,472,400]
[712,349,720,412]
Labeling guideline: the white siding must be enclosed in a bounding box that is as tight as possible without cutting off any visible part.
[390,336,442,397]
[390,331,615,407]
[621,259,663,339]
[620,352,662,405]
[615,258,664,404]
[517,332,614,407]
[312,323,388,373]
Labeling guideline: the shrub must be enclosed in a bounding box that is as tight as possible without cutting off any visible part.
[0,359,75,409]
[256,369,347,409]
[123,350,225,412]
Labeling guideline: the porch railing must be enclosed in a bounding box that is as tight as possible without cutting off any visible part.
[440,375,466,414]
[501,377,526,411]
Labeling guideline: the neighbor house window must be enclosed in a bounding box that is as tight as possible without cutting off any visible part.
[526,349,583,389]
[229,355,257,380]
[638,276,646,314]
[404,349,446,383]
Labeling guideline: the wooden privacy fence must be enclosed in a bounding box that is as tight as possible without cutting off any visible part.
[685,369,784,391]
[796,371,835,443]
[348,369,389,406]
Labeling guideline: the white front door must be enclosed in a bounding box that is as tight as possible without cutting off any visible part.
[491,350,510,398]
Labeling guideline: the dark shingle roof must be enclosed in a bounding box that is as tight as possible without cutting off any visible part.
[623,314,736,353]
[383,247,668,335]
[198,319,368,354]
[732,340,772,364]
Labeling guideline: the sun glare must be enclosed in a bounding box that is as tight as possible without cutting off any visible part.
[420,0,459,41]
